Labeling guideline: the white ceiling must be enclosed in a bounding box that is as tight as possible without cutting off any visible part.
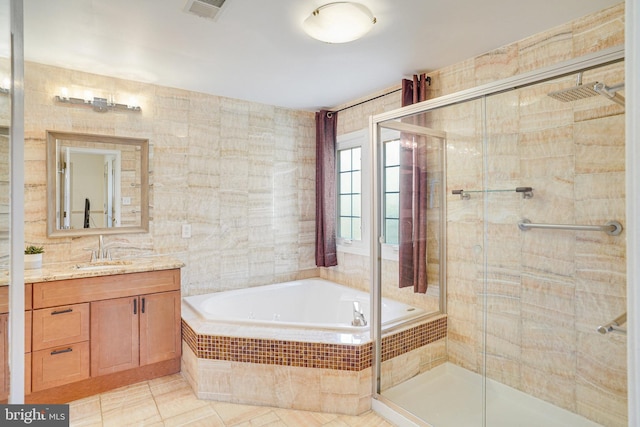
[22,0,622,111]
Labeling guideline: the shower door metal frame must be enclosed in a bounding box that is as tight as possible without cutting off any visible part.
[370,44,625,426]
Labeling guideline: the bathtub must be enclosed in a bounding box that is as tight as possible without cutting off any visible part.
[180,278,447,415]
[183,278,426,332]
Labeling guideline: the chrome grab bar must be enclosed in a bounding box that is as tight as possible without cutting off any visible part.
[597,312,627,335]
[518,219,623,236]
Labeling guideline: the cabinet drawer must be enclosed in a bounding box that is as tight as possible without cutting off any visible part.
[31,341,89,392]
[33,269,181,308]
[32,303,89,351]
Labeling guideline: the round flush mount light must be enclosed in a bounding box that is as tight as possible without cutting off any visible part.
[303,2,377,44]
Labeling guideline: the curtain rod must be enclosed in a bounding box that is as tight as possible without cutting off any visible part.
[328,74,432,116]
[328,87,402,116]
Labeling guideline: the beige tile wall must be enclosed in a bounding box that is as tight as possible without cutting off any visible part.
[22,62,317,295]
[332,3,626,426]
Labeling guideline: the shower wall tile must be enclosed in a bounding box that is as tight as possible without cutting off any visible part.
[574,114,625,174]
[572,2,625,57]
[521,362,577,412]
[577,378,628,427]
[517,22,574,73]
[575,331,627,426]
[474,45,519,85]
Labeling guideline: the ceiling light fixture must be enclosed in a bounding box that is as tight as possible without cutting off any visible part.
[303,2,377,44]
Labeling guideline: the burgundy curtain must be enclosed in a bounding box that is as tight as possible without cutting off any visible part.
[399,74,429,293]
[315,110,338,267]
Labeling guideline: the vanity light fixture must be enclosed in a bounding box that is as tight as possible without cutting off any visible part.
[55,87,141,113]
[302,2,377,44]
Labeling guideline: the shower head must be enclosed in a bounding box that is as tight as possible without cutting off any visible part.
[548,72,625,107]
[548,72,598,102]
[547,83,599,102]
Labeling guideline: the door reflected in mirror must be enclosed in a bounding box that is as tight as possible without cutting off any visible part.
[47,131,149,237]
[0,127,8,269]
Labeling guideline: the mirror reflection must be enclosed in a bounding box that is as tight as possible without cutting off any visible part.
[47,131,149,237]
[0,127,8,269]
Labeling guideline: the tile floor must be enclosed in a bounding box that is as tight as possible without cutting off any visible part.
[68,373,396,426]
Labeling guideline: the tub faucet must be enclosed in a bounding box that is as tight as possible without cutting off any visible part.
[352,301,367,327]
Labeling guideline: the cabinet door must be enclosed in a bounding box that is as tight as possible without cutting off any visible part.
[90,297,139,376]
[139,291,181,366]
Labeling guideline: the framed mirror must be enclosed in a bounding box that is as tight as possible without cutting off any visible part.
[46,131,149,237]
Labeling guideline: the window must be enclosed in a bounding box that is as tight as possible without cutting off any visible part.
[338,146,362,241]
[383,139,400,245]
[335,128,399,258]
[336,130,369,255]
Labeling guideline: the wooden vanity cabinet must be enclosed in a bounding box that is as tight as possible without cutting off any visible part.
[25,268,181,404]
[91,291,181,376]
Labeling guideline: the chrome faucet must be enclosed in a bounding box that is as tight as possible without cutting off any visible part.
[351,301,367,327]
[98,235,105,260]
[96,235,111,261]
[83,234,111,262]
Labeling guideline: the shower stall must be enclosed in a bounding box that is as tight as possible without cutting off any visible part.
[371,46,627,426]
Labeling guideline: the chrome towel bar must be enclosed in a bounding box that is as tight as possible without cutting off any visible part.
[452,187,533,200]
[518,219,623,236]
[597,312,627,335]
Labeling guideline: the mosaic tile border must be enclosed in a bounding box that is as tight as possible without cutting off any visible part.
[182,315,446,372]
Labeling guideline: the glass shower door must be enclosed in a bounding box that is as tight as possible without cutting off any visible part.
[376,99,482,426]
[371,53,626,427]
[482,60,627,427]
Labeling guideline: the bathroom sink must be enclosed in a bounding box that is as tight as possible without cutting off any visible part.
[74,260,134,270]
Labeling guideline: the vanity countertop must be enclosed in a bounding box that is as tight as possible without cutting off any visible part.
[0,256,184,285]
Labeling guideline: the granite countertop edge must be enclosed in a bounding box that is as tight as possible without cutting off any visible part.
[1,256,185,285]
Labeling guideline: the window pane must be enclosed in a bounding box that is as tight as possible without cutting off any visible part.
[352,194,361,217]
[340,172,352,194]
[385,139,400,166]
[340,195,352,216]
[385,193,399,218]
[352,147,361,170]
[352,218,362,240]
[385,165,399,192]
[385,219,399,244]
[352,171,361,194]
[340,217,352,239]
[339,149,351,172]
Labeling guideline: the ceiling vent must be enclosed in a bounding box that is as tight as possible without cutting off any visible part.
[183,0,228,21]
